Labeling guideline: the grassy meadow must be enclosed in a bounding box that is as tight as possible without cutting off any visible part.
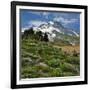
[21,36,80,78]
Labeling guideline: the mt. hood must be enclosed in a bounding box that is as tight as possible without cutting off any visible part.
[33,21,79,42]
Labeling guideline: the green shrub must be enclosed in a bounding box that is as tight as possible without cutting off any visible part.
[47,59,60,67]
[61,62,79,74]
[50,68,62,77]
[21,58,33,67]
[66,56,80,65]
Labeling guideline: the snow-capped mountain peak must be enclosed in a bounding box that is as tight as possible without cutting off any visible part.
[34,21,62,33]
[22,21,79,42]
[33,21,79,41]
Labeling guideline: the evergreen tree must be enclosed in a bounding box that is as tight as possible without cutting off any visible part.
[28,27,34,35]
[35,31,43,41]
[23,27,34,38]
[43,33,49,42]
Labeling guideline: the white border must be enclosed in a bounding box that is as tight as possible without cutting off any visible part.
[16,5,85,85]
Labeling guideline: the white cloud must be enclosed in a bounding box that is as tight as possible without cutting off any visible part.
[42,12,49,16]
[28,20,47,27]
[28,11,49,19]
[42,12,50,19]
[28,11,41,15]
[54,17,78,25]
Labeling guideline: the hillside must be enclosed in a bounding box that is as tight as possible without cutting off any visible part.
[21,39,80,78]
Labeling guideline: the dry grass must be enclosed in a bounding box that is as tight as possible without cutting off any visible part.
[53,45,80,54]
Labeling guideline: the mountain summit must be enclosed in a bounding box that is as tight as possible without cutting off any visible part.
[33,21,79,42]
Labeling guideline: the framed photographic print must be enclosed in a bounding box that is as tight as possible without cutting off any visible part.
[11,1,88,89]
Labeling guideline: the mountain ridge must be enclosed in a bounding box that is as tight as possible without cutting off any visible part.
[22,21,80,45]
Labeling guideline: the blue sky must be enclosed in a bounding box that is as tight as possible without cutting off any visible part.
[20,9,80,32]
